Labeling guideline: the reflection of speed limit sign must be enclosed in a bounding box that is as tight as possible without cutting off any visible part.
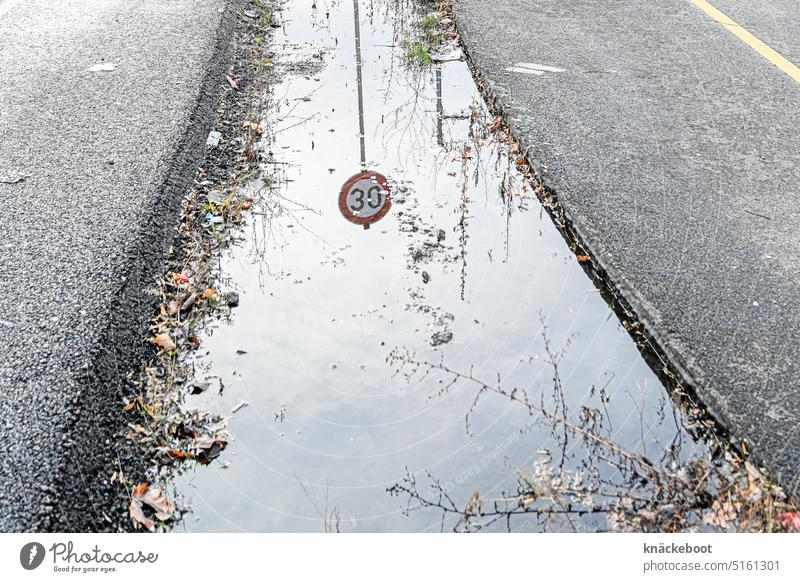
[338,170,392,228]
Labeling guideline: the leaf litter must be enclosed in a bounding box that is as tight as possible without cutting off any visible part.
[120,1,280,530]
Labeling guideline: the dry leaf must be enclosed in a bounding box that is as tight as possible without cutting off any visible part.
[153,333,176,351]
[194,436,227,464]
[131,482,148,497]
[129,482,174,529]
[201,288,217,300]
[576,254,590,262]
[129,497,153,530]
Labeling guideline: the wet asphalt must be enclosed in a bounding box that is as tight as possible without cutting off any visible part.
[0,0,236,530]
[453,0,800,492]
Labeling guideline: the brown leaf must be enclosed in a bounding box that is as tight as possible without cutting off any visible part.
[201,288,217,300]
[576,254,590,262]
[139,485,174,521]
[130,483,174,525]
[131,482,148,497]
[129,498,153,530]
[194,436,227,464]
[153,333,176,351]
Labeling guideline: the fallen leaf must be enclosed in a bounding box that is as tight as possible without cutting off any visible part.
[131,482,148,497]
[129,498,153,530]
[141,486,173,519]
[576,254,590,262]
[194,436,227,464]
[201,288,217,300]
[129,482,174,530]
[779,511,800,530]
[153,333,176,351]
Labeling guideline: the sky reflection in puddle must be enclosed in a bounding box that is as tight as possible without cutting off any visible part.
[174,0,711,532]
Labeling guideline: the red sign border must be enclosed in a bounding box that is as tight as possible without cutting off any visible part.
[338,170,392,226]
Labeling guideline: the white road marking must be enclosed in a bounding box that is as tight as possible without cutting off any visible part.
[505,62,566,75]
[506,66,545,75]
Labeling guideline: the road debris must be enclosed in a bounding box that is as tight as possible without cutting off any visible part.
[121,0,278,530]
[206,130,222,147]
[152,333,176,352]
[129,482,174,530]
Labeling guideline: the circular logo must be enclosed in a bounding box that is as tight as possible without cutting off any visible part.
[20,542,45,570]
[338,170,391,227]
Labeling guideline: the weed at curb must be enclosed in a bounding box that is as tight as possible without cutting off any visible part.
[401,1,457,67]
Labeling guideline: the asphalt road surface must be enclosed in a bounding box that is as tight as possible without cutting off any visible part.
[0,0,234,530]
[454,0,800,492]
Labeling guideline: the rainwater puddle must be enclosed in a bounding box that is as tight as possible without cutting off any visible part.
[173,0,714,532]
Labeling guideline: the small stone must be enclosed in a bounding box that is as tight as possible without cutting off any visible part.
[225,291,240,307]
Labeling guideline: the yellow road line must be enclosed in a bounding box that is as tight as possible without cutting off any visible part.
[690,0,800,84]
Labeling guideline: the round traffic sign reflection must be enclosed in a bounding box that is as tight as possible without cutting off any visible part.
[338,170,391,227]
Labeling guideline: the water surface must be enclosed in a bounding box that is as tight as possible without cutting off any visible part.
[174,0,710,532]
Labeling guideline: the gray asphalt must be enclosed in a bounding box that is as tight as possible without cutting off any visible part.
[453,0,800,492]
[0,0,235,530]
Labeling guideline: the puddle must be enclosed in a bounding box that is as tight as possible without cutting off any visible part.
[172,0,716,532]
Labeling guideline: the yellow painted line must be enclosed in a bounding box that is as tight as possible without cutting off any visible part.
[690,0,800,84]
